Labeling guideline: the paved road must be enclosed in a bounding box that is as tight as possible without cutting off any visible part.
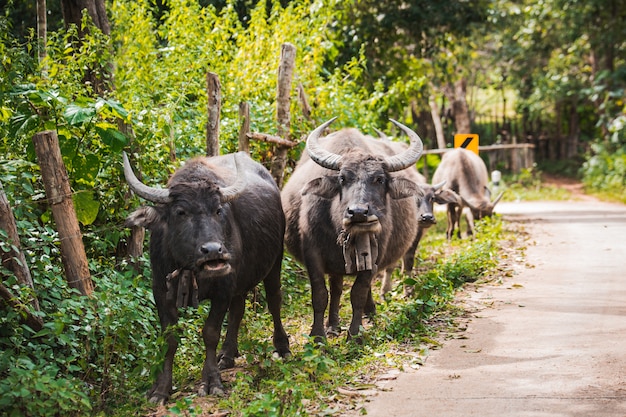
[354,200,626,417]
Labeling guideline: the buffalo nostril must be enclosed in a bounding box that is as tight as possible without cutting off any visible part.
[421,214,435,222]
[200,242,222,255]
[348,205,369,222]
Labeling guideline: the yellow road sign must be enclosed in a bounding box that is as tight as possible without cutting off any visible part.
[454,134,479,154]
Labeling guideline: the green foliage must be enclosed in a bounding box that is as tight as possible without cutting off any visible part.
[499,167,573,202]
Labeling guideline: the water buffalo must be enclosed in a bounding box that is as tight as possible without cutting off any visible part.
[370,136,460,295]
[431,147,503,239]
[379,177,460,295]
[281,118,424,341]
[123,151,290,403]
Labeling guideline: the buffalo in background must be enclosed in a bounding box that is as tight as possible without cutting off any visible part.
[123,151,290,403]
[281,118,424,342]
[432,147,503,239]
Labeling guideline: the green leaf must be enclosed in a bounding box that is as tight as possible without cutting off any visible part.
[64,104,96,126]
[95,125,128,151]
[72,192,100,226]
[72,154,100,186]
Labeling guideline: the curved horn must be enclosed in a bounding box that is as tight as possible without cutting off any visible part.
[373,127,390,142]
[122,152,171,203]
[384,119,424,172]
[491,190,504,207]
[305,117,342,170]
[219,152,247,203]
[460,194,478,211]
[432,180,447,191]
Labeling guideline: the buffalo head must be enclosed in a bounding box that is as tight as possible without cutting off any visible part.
[123,152,246,278]
[301,118,423,237]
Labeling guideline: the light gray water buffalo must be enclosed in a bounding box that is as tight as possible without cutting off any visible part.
[281,118,424,341]
[431,147,503,239]
[123,151,290,403]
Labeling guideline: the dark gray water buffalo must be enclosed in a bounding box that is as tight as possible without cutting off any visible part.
[371,137,460,295]
[379,176,460,294]
[431,147,503,239]
[281,118,424,341]
[123,151,290,403]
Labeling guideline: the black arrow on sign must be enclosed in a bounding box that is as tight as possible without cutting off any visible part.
[459,136,473,149]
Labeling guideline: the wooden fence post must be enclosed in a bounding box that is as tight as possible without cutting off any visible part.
[270,42,296,188]
[206,72,221,157]
[32,131,94,296]
[238,102,250,154]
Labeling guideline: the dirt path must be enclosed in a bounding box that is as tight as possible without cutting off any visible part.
[350,198,626,416]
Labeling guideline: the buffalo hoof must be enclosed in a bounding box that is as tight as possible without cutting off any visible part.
[218,356,235,370]
[325,325,341,337]
[198,382,225,397]
[147,392,169,405]
[346,331,364,345]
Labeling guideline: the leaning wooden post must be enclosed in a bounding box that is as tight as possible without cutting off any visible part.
[1,180,43,330]
[206,72,221,157]
[270,42,296,188]
[33,131,93,296]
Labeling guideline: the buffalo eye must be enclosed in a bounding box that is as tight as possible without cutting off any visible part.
[338,175,346,185]
[374,176,385,185]
[175,207,186,217]
[216,207,222,216]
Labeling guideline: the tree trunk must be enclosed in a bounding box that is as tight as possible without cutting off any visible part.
[429,94,447,149]
[60,0,112,95]
[206,72,221,157]
[567,99,580,159]
[1,181,42,324]
[60,0,110,36]
[33,131,93,297]
[37,0,47,67]
[452,78,471,134]
[270,43,296,188]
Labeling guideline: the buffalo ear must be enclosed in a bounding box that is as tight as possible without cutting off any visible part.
[125,206,161,229]
[435,189,462,205]
[301,175,340,199]
[388,177,420,200]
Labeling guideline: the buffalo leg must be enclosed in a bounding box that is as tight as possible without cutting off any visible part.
[199,298,229,397]
[446,204,457,240]
[464,208,475,237]
[147,288,179,404]
[306,260,329,342]
[347,270,374,343]
[262,260,291,357]
[326,274,343,335]
[217,294,245,370]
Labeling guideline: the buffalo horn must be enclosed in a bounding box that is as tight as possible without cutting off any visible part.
[433,180,447,191]
[492,190,504,206]
[122,152,171,203]
[305,117,342,171]
[219,152,247,203]
[384,119,424,172]
[373,127,390,141]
